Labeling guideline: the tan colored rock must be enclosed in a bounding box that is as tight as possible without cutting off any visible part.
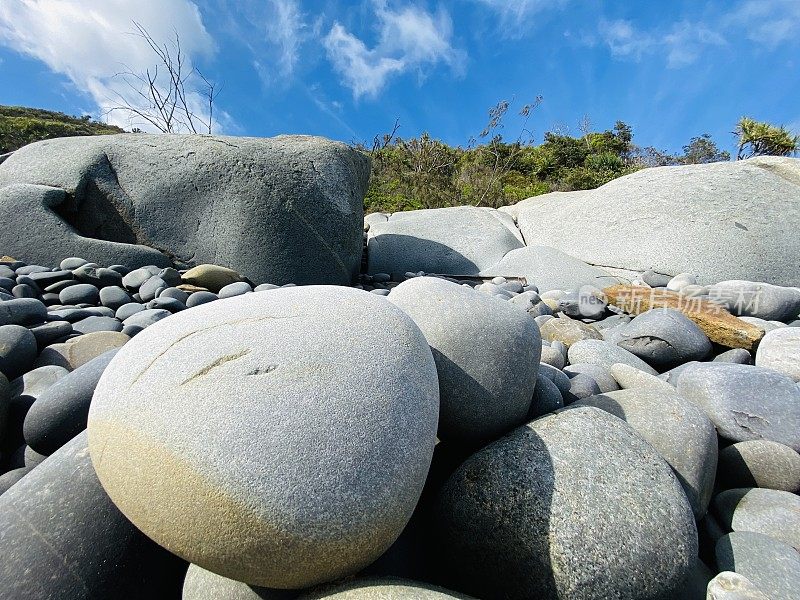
[539,315,603,348]
[603,285,763,351]
[181,264,244,293]
[33,331,129,370]
[176,284,209,293]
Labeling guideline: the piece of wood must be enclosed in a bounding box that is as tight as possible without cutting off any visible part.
[603,284,764,351]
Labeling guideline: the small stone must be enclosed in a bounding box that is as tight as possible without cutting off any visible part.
[122,267,155,291]
[527,372,563,419]
[253,284,279,292]
[0,325,37,380]
[567,339,659,375]
[677,364,800,451]
[28,270,73,288]
[739,316,785,333]
[139,276,167,302]
[148,297,186,313]
[158,287,189,304]
[186,291,218,308]
[29,321,73,348]
[755,327,800,382]
[715,532,800,600]
[59,283,99,306]
[121,308,171,336]
[158,267,182,287]
[299,578,471,599]
[72,316,123,334]
[15,265,49,276]
[99,286,133,310]
[539,315,603,348]
[182,563,296,599]
[538,362,571,395]
[667,272,697,292]
[5,365,69,450]
[45,307,92,322]
[107,264,131,276]
[218,281,254,299]
[714,348,753,364]
[23,445,47,467]
[563,372,601,403]
[181,264,244,293]
[59,257,88,270]
[708,280,800,322]
[564,363,619,393]
[73,265,123,288]
[713,487,800,550]
[0,467,31,495]
[115,302,146,321]
[717,440,800,493]
[540,345,565,369]
[11,284,37,299]
[0,298,47,326]
[609,363,675,393]
[33,331,129,370]
[706,571,769,600]
[642,269,672,287]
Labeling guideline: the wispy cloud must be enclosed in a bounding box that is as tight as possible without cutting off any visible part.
[597,19,654,60]
[474,0,569,36]
[0,0,225,131]
[323,0,465,100]
[723,0,800,49]
[663,22,726,68]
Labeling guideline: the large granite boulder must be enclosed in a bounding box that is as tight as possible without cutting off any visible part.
[366,206,524,275]
[87,286,439,589]
[0,134,369,285]
[513,157,800,286]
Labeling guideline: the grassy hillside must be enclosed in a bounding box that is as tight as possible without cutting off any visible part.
[0,105,124,154]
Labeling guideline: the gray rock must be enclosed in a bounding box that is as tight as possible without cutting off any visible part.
[539,315,603,348]
[367,206,524,276]
[0,372,9,440]
[186,291,218,308]
[567,339,659,375]
[0,431,186,599]
[642,270,672,287]
[218,281,253,298]
[23,444,47,467]
[147,297,186,313]
[0,324,37,380]
[573,388,718,518]
[713,487,800,550]
[388,277,540,444]
[72,315,123,334]
[513,157,800,285]
[33,331,129,370]
[715,532,800,600]
[0,297,47,326]
[300,578,473,599]
[24,349,118,455]
[527,373,563,419]
[29,320,72,348]
[609,362,676,393]
[755,327,800,381]
[254,283,280,292]
[73,265,123,288]
[115,302,145,321]
[717,440,800,493]
[46,307,93,322]
[738,316,785,333]
[706,571,769,600]
[15,265,49,275]
[121,308,171,336]
[87,286,439,588]
[122,267,155,290]
[707,280,800,322]
[182,563,296,599]
[540,345,565,369]
[435,407,697,600]
[139,276,167,302]
[667,272,697,292]
[562,372,601,404]
[537,362,571,396]
[714,348,753,364]
[479,246,618,293]
[59,283,99,305]
[99,285,133,310]
[563,363,619,393]
[11,283,36,298]
[676,363,800,451]
[158,267,182,287]
[606,308,712,368]
[159,287,189,304]
[0,134,369,285]
[0,467,31,495]
[60,257,88,270]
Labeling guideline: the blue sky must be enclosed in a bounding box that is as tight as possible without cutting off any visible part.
[1,0,798,155]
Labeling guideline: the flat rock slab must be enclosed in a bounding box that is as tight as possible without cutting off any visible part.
[367,206,524,276]
[514,157,800,286]
[0,134,369,285]
[603,285,763,350]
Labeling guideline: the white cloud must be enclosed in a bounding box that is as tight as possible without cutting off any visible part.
[663,22,726,68]
[723,0,800,49]
[266,0,306,77]
[0,0,223,131]
[475,0,568,35]
[597,19,654,59]
[323,0,465,99]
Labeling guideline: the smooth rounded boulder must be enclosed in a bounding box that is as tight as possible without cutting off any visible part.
[572,387,718,518]
[435,407,697,600]
[388,277,540,445]
[88,286,439,589]
[755,327,800,381]
[713,487,800,551]
[301,578,473,599]
[715,532,800,600]
[716,440,800,493]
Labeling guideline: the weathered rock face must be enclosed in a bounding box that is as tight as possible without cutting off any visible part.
[87,286,439,589]
[0,134,370,285]
[514,157,800,286]
[366,206,524,275]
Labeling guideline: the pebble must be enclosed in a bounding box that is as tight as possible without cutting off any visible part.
[218,281,253,299]
[45,307,92,322]
[99,285,133,310]
[527,372,563,419]
[0,297,47,326]
[158,287,189,304]
[121,308,172,336]
[642,269,672,287]
[715,532,800,600]
[567,339,659,375]
[186,291,219,308]
[59,257,88,270]
[115,302,146,321]
[713,487,800,551]
[300,578,470,599]
[666,272,696,292]
[707,280,800,322]
[122,267,154,290]
[5,365,69,450]
[562,372,601,403]
[27,269,72,288]
[706,571,769,600]
[158,267,182,287]
[71,316,123,334]
[73,264,123,288]
[609,362,675,392]
[147,297,186,312]
[714,348,753,364]
[435,407,697,599]
[0,325,37,380]
[11,284,36,299]
[181,264,244,293]
[33,331,129,370]
[539,314,603,347]
[537,362,571,396]
[59,283,99,305]
[139,276,167,302]
[676,363,800,451]
[182,563,297,599]
[539,345,565,369]
[254,283,280,292]
[29,320,72,348]
[563,363,619,393]
[717,440,800,493]
[755,327,800,381]
[389,277,540,445]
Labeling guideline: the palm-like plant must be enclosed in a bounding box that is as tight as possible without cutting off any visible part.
[734,117,799,160]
